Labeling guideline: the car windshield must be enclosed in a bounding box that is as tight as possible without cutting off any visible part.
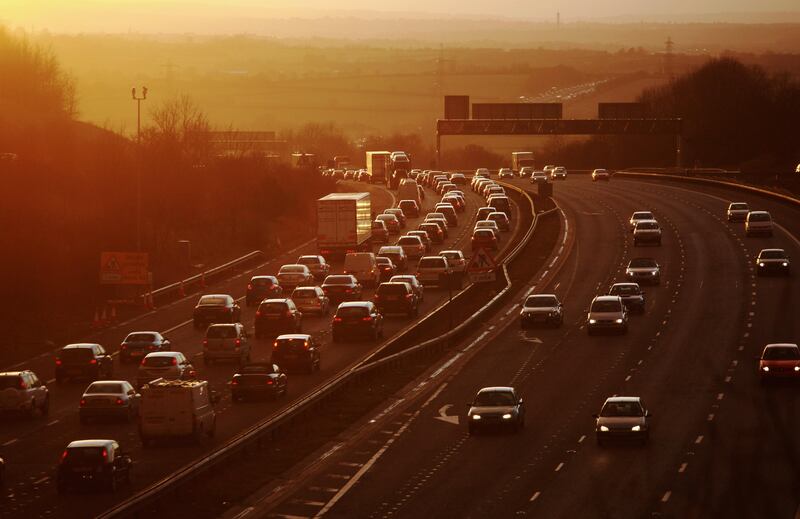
[592,300,622,312]
[126,333,156,342]
[610,285,640,295]
[730,204,748,210]
[474,391,516,407]
[763,347,800,360]
[63,447,106,465]
[474,230,494,238]
[749,212,770,222]
[377,284,407,295]
[60,348,94,361]
[420,225,438,233]
[376,258,393,266]
[398,237,420,246]
[85,382,124,394]
[251,277,274,286]
[280,266,305,273]
[377,215,396,222]
[632,212,653,220]
[298,257,320,266]
[636,222,659,230]
[293,288,317,298]
[142,356,176,367]
[488,213,506,221]
[409,232,428,240]
[525,295,558,308]
[629,258,657,268]
[760,250,786,259]
[325,276,353,285]
[0,376,22,390]
[337,306,369,317]
[419,257,446,268]
[391,276,415,285]
[601,401,643,417]
[476,221,495,228]
[199,296,227,306]
[372,222,386,230]
[275,338,308,351]
[259,302,288,313]
[207,326,237,339]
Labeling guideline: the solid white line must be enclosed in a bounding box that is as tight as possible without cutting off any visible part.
[229,507,255,519]
[678,462,688,473]
[661,491,672,503]
[33,476,49,485]
[555,462,564,472]
[46,419,59,426]
[2,438,18,446]
[529,491,541,502]
[505,304,520,316]
[162,319,193,335]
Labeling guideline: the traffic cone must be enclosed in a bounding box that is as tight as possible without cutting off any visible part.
[179,280,186,297]
[91,308,102,329]
[100,306,108,326]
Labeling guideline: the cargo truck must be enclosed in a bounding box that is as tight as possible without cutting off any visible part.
[366,151,391,184]
[512,151,535,172]
[389,151,411,189]
[317,193,373,258]
[138,378,217,445]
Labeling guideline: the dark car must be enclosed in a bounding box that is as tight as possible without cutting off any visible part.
[756,248,791,276]
[372,220,389,244]
[376,256,397,282]
[398,199,420,218]
[471,229,498,251]
[609,282,646,314]
[193,294,241,329]
[254,298,302,339]
[519,294,563,328]
[57,439,132,493]
[467,386,525,435]
[230,363,288,401]
[119,331,171,364]
[55,343,114,384]
[594,396,651,446]
[332,302,384,343]
[374,282,419,317]
[246,276,283,306]
[321,274,363,303]
[418,223,444,244]
[271,334,321,374]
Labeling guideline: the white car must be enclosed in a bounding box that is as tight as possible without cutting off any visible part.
[629,211,655,231]
[592,169,610,181]
[291,286,330,315]
[79,380,140,424]
[726,202,749,222]
[0,370,49,417]
[543,165,556,175]
[552,166,567,180]
[136,352,195,388]
[587,295,628,335]
[417,256,452,286]
[439,250,467,274]
[745,211,773,237]
[519,166,535,178]
[277,264,314,289]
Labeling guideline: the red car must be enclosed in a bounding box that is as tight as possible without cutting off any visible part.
[471,229,498,251]
[758,343,800,383]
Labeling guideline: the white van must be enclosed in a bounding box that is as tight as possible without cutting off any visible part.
[343,252,380,287]
[398,180,421,204]
[139,379,217,445]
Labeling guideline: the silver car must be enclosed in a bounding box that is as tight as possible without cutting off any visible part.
[0,370,49,417]
[79,380,140,424]
[531,171,548,183]
[726,202,749,222]
[745,211,773,237]
[594,396,651,446]
[136,352,195,388]
[587,295,628,335]
[520,294,563,328]
[203,323,250,365]
[297,255,330,280]
[551,166,567,180]
[467,386,525,435]
[625,258,661,285]
[629,211,655,231]
[633,220,662,246]
[277,264,314,289]
[291,286,330,315]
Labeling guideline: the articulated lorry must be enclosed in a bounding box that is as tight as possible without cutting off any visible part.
[317,192,373,257]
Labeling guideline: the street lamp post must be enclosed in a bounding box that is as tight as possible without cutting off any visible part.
[132,86,148,251]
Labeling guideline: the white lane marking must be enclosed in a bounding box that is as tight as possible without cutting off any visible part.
[229,507,255,519]
[505,304,520,316]
[46,419,59,426]
[717,393,725,401]
[33,476,50,485]
[530,491,541,502]
[695,435,704,444]
[555,462,564,472]
[678,462,688,473]
[661,491,672,503]
[46,378,55,384]
[2,438,18,446]
[578,435,586,443]
[724,375,732,383]
[162,319,193,335]
[624,375,631,382]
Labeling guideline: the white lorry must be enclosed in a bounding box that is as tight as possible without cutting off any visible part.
[366,151,391,185]
[138,378,217,445]
[317,192,373,258]
[511,151,535,173]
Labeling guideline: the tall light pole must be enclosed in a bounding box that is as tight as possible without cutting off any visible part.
[132,87,147,251]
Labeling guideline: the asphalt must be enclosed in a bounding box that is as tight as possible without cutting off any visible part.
[0,179,525,519]
[261,174,800,519]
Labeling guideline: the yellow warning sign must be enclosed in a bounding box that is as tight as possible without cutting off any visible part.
[100,252,149,285]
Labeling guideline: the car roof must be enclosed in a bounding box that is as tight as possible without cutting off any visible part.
[477,386,515,393]
[144,351,181,358]
[262,298,291,303]
[86,380,130,387]
[391,275,417,280]
[66,439,115,449]
[208,323,237,327]
[0,371,26,377]
[440,250,462,255]
[298,255,321,260]
[63,343,101,350]
[759,248,786,254]
[379,246,403,252]
[611,282,640,288]
[749,210,770,215]
[379,282,410,288]
[276,334,312,340]
[604,396,641,403]
[764,343,799,349]
[632,211,653,216]
[635,219,659,225]
[593,295,622,302]
[338,301,372,308]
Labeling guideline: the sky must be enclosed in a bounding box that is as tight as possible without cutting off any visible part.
[3,0,800,33]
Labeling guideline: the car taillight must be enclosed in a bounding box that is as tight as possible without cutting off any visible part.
[266,379,274,385]
[115,398,124,406]
[121,344,127,350]
[345,288,352,293]
[60,450,68,462]
[55,358,62,366]
[89,359,98,365]
[362,316,373,321]
[285,311,292,318]
[235,339,241,346]
[273,341,279,350]
[231,378,239,386]
[19,379,28,389]
[171,358,178,366]
[102,449,107,459]
[149,344,156,350]
[304,340,310,350]
[406,294,414,299]
[140,359,147,366]
[334,317,343,322]
[247,284,253,290]
[256,311,262,317]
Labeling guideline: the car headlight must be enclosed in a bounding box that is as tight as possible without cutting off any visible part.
[472,414,481,420]
[589,319,597,324]
[783,262,789,267]
[626,271,633,276]
[762,366,770,372]
[759,263,765,267]
[651,271,658,276]
[631,425,641,432]
[615,318,624,324]
[599,425,609,432]
[794,366,800,372]
[502,413,512,420]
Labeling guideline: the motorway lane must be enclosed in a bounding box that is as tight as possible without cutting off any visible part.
[0,180,522,518]
[277,175,800,519]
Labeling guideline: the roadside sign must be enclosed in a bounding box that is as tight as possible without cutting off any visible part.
[467,248,497,283]
[100,252,149,285]
[467,248,497,272]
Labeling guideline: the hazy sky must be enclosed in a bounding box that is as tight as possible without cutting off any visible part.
[4,0,800,33]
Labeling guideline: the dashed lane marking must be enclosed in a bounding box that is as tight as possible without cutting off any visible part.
[662,491,672,503]
[530,491,541,502]
[555,462,564,472]
[2,438,18,446]
[678,463,688,473]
